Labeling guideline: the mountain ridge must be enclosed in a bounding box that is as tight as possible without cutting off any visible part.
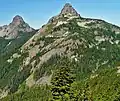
[0,3,120,101]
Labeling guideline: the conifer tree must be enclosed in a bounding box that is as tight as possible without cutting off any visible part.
[51,65,75,101]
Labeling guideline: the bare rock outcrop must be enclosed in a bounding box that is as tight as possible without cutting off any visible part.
[60,3,80,16]
[0,15,35,39]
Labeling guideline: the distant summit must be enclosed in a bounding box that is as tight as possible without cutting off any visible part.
[0,15,35,39]
[12,15,24,26]
[60,3,80,16]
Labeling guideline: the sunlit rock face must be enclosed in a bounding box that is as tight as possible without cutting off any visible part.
[60,3,80,16]
[0,15,35,39]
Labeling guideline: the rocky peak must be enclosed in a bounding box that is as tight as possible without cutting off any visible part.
[11,15,24,26]
[0,15,35,39]
[48,3,80,23]
[60,3,80,16]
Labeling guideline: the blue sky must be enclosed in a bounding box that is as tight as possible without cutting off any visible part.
[0,0,120,29]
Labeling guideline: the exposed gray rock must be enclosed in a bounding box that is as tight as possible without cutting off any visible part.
[11,15,24,26]
[48,3,80,23]
[0,15,35,39]
[60,3,80,16]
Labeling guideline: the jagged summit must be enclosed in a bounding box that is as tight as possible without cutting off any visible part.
[60,3,80,16]
[48,3,80,23]
[12,15,24,26]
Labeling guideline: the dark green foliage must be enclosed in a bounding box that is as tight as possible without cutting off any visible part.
[0,51,30,92]
[0,31,36,90]
[0,31,35,57]
[1,85,52,101]
[9,64,32,93]
[51,65,75,101]
[70,81,93,101]
[0,37,11,52]
[1,15,120,101]
[88,68,120,101]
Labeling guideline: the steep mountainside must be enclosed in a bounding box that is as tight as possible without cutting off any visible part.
[1,3,120,101]
[0,15,36,56]
[0,16,37,98]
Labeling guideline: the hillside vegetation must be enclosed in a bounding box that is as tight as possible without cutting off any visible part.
[1,3,120,101]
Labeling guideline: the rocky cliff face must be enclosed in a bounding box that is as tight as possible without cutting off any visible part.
[10,3,120,87]
[0,15,34,39]
[1,3,120,100]
[48,3,80,23]
[60,3,80,16]
[11,15,24,26]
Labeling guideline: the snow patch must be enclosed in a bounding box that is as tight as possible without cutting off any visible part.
[63,31,69,36]
[77,20,95,28]
[7,53,21,63]
[101,48,106,51]
[115,40,119,44]
[6,41,12,47]
[7,59,13,63]
[88,44,94,48]
[13,53,21,58]
[71,55,78,62]
[46,35,54,37]
[67,16,79,21]
[102,60,108,65]
[115,32,120,34]
[90,74,98,79]
[117,66,120,73]
[109,40,114,44]
[56,21,67,26]
[77,22,87,28]
[117,69,120,73]
[96,46,99,49]
[95,36,105,42]
[117,66,120,69]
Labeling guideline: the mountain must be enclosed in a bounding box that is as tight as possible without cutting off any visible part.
[0,15,37,99]
[0,15,34,39]
[0,15,37,60]
[60,3,80,16]
[0,15,37,56]
[1,3,120,101]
